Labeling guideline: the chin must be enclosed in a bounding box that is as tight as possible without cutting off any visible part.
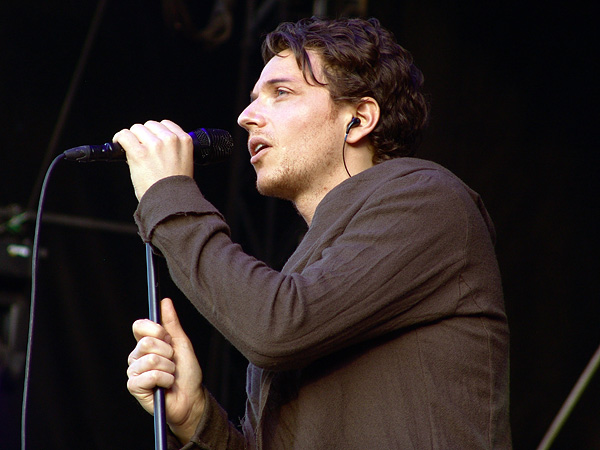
[256,177,294,201]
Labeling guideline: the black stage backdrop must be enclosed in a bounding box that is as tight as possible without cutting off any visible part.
[0,1,598,449]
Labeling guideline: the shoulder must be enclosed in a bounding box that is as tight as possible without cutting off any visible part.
[322,158,474,212]
[365,158,466,190]
[318,157,495,241]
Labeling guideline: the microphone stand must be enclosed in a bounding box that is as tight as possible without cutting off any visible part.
[537,341,600,449]
[146,243,167,450]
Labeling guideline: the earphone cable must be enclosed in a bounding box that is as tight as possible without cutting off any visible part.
[342,133,352,178]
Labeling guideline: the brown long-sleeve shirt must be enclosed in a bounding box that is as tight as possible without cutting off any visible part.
[136,157,511,449]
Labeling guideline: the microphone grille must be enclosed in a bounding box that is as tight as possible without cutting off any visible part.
[190,128,233,165]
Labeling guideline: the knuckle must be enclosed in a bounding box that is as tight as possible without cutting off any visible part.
[166,345,175,360]
[126,364,137,378]
[181,132,193,146]
[145,370,158,384]
[147,353,161,367]
[138,336,156,352]
[127,372,145,393]
[164,132,179,146]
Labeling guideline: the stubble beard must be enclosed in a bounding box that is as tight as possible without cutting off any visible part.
[255,133,340,204]
[255,104,343,202]
[254,157,307,202]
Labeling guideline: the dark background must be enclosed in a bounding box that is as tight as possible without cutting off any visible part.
[1,1,598,449]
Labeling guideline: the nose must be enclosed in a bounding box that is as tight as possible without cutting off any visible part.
[237,100,264,131]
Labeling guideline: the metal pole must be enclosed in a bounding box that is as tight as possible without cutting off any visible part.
[146,243,167,450]
[537,342,600,450]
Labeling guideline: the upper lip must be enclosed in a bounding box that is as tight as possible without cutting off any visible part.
[248,136,271,156]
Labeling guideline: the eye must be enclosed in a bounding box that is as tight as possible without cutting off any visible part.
[275,88,290,97]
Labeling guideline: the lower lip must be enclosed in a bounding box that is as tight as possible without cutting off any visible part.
[250,147,269,164]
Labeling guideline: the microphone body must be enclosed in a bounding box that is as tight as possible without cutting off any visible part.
[63,128,233,165]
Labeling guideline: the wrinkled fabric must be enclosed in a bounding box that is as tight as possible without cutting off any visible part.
[135,158,512,449]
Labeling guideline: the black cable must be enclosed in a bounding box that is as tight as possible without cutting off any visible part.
[20,5,108,439]
[26,0,108,214]
[19,154,168,450]
[342,132,352,178]
[21,153,65,450]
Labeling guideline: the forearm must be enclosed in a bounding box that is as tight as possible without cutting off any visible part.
[135,170,475,370]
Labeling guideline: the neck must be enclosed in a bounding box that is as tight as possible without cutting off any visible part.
[292,186,334,225]
[294,159,374,225]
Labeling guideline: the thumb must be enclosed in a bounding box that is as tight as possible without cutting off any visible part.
[160,298,187,340]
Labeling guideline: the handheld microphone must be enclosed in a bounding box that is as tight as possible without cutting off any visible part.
[63,128,233,165]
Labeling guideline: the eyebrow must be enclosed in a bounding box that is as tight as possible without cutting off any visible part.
[249,77,297,102]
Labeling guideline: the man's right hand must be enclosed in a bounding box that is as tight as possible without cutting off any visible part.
[127,297,205,443]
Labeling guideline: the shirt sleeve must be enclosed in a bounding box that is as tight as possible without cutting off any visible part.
[167,386,247,450]
[134,170,486,372]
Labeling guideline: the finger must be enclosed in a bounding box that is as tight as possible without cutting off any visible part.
[160,298,183,336]
[130,122,164,149]
[128,335,174,365]
[127,352,176,378]
[127,369,175,393]
[131,318,172,343]
[160,119,192,141]
[145,120,193,158]
[142,119,171,137]
[142,120,185,144]
[113,127,142,151]
[160,298,188,341]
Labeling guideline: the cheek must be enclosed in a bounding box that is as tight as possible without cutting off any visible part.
[300,117,342,152]
[275,101,342,159]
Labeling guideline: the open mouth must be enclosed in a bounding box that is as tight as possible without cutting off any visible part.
[249,137,272,158]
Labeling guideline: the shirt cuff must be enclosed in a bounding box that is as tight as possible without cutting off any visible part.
[177,386,246,450]
[134,176,224,244]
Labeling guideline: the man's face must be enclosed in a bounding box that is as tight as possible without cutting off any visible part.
[238,49,349,203]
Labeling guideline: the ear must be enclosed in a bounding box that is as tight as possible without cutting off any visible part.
[345,97,380,145]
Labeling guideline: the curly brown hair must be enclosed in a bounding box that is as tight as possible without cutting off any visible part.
[262,17,430,161]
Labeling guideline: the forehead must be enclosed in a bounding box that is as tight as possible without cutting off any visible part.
[252,49,326,92]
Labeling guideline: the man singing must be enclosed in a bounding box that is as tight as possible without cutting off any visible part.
[120,16,511,449]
